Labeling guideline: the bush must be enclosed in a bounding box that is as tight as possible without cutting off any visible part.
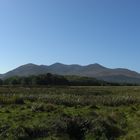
[31,103,46,112]
[0,96,24,105]
[66,116,90,140]
[89,117,124,140]
[31,103,57,112]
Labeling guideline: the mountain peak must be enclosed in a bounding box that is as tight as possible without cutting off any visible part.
[1,63,140,84]
[94,63,103,66]
[93,63,105,67]
[16,63,39,69]
[51,62,65,66]
[22,63,38,67]
[86,63,107,69]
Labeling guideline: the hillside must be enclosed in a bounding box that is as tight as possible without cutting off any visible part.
[1,63,140,84]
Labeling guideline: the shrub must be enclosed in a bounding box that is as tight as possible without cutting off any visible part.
[31,103,46,112]
[89,117,124,140]
[0,125,29,140]
[66,116,90,140]
[31,103,57,112]
[0,96,24,105]
[24,125,48,138]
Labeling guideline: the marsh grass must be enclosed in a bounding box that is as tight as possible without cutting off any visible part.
[0,86,139,139]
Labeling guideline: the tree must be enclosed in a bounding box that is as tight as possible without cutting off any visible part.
[0,79,3,85]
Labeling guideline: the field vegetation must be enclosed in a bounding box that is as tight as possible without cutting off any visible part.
[0,85,139,140]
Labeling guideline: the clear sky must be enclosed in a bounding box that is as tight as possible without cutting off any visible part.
[0,0,140,73]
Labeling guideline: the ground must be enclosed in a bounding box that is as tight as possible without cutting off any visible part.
[0,86,139,140]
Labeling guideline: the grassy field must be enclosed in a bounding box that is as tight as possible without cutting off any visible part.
[0,86,139,140]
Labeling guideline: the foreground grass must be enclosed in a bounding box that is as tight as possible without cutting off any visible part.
[0,86,139,140]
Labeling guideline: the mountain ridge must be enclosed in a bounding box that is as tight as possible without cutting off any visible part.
[1,63,140,84]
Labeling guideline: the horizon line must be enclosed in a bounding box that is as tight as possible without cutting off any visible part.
[0,62,139,74]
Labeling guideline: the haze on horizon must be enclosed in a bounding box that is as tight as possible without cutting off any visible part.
[0,0,140,73]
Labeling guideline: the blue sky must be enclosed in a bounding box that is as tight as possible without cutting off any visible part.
[0,0,140,73]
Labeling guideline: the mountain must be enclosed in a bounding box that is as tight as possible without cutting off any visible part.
[2,63,49,78]
[1,63,140,84]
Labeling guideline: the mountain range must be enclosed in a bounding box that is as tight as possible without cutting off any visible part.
[1,63,140,84]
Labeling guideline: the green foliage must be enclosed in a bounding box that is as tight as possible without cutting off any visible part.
[65,75,108,86]
[0,86,139,139]
[66,116,90,140]
[3,73,135,86]
[31,103,57,112]
[3,73,69,86]
[0,79,3,85]
[0,96,24,105]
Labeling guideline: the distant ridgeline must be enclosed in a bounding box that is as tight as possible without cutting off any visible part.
[0,73,138,86]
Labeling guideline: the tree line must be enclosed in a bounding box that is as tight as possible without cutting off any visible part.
[0,73,138,86]
[0,73,69,86]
